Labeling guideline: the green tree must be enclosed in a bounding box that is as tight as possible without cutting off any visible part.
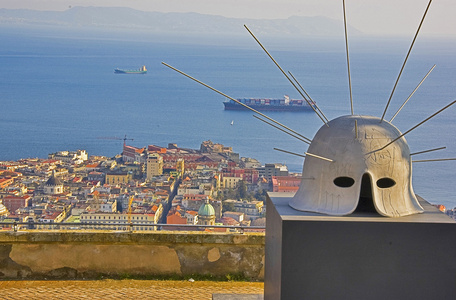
[236,180,248,200]
[222,188,236,200]
[254,189,268,202]
[222,201,236,213]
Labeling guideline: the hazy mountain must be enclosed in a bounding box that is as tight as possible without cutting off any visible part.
[0,6,361,37]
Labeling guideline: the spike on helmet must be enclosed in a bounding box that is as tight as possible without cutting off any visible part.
[289,115,424,217]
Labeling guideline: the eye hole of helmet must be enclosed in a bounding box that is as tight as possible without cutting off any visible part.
[333,177,355,188]
[376,178,396,188]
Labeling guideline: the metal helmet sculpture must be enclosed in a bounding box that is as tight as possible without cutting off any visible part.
[164,0,455,218]
[289,115,423,217]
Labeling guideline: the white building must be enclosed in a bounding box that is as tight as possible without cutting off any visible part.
[177,183,212,196]
[88,199,117,213]
[80,212,160,231]
[48,150,88,165]
[223,211,244,222]
[185,211,198,225]
[223,199,264,219]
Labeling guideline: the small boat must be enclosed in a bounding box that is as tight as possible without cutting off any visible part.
[114,65,147,74]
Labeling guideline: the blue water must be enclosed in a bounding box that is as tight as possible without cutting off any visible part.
[1,26,456,208]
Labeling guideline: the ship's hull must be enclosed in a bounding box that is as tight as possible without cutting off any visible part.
[114,69,147,74]
[223,101,312,111]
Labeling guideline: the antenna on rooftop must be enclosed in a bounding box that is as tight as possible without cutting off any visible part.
[380,0,433,122]
[342,0,354,115]
[243,24,329,127]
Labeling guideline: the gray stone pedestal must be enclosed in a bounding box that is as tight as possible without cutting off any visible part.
[265,192,456,300]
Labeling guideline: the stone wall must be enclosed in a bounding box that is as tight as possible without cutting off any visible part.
[0,231,265,280]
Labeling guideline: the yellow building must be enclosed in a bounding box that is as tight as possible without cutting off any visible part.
[147,153,163,180]
[176,158,185,179]
[105,171,131,185]
[222,176,243,189]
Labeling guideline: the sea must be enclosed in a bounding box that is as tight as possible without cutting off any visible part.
[1,25,455,208]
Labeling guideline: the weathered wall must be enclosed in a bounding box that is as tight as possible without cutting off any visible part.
[0,231,265,280]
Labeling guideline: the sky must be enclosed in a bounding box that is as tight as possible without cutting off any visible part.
[0,0,455,36]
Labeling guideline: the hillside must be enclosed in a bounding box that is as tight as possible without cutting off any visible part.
[0,6,362,37]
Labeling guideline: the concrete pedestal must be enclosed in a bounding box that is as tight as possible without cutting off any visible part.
[265,193,456,300]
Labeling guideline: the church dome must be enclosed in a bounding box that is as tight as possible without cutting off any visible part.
[44,170,64,195]
[46,171,62,186]
[198,199,215,217]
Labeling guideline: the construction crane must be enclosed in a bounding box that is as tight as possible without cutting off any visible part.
[97,134,134,144]
[127,195,134,225]
[121,135,134,145]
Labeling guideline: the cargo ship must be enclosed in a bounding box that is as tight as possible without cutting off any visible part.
[223,95,315,111]
[114,65,147,74]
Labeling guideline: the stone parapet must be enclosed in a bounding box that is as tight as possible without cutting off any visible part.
[0,231,265,280]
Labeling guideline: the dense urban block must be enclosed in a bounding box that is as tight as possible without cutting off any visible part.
[0,140,308,231]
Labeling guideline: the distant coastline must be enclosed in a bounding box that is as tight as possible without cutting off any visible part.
[0,6,359,38]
